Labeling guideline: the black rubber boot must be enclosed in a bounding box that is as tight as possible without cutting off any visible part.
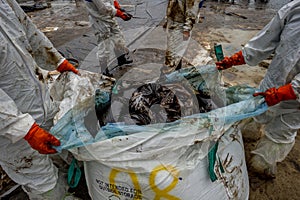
[117,53,133,66]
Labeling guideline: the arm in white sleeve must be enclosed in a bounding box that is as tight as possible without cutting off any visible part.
[0,89,35,143]
[242,12,284,66]
[291,73,300,102]
[7,0,64,70]
[86,0,117,16]
[97,0,117,15]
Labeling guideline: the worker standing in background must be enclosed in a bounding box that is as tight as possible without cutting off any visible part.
[162,0,197,74]
[0,0,79,199]
[216,0,300,178]
[83,0,133,75]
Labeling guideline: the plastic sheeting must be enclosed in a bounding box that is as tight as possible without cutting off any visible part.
[50,65,267,152]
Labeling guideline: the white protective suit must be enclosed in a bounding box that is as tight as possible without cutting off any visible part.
[241,0,300,172]
[0,0,68,198]
[84,0,129,72]
[164,0,197,72]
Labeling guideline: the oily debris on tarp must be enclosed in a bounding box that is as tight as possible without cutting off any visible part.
[129,83,182,125]
[94,48,219,127]
[95,79,215,127]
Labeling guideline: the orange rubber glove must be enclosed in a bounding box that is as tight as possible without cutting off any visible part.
[116,9,132,21]
[24,123,60,154]
[253,83,297,106]
[215,50,246,70]
[114,0,121,10]
[57,59,79,74]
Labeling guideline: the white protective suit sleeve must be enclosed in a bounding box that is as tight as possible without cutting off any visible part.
[242,1,300,90]
[0,89,35,143]
[291,72,300,101]
[0,0,60,140]
[242,11,283,66]
[6,0,64,70]
[84,0,117,18]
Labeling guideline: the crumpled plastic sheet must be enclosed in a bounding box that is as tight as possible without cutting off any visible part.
[50,65,268,152]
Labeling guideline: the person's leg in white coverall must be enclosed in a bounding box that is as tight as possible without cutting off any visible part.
[164,21,190,74]
[96,19,130,74]
[251,101,300,178]
[162,0,196,74]
[0,137,69,199]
